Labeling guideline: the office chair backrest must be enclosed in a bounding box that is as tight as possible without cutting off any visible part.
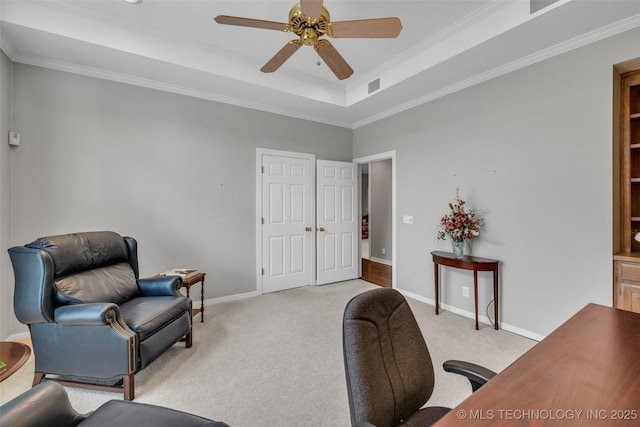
[343,288,435,427]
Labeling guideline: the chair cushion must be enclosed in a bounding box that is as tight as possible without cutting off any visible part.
[78,400,229,427]
[119,296,190,341]
[54,263,139,305]
[27,231,129,277]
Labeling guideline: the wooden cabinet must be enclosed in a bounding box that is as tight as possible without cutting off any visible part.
[615,69,640,312]
[619,69,640,253]
[613,254,640,313]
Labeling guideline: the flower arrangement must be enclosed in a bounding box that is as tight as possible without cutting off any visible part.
[437,189,482,243]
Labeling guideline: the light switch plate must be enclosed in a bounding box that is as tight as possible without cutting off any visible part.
[8,131,20,146]
[403,215,414,224]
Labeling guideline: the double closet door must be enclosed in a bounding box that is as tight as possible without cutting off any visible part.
[259,150,358,293]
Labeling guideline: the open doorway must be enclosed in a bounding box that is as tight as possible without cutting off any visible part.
[354,151,396,288]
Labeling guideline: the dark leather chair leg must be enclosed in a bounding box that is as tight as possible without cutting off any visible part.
[124,373,135,401]
[32,373,45,387]
[186,327,193,348]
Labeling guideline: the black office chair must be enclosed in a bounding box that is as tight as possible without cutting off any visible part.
[342,288,496,427]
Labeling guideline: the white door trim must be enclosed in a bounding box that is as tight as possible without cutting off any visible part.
[353,151,396,289]
[256,148,316,294]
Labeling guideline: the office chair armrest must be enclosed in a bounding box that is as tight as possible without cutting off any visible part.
[443,360,497,392]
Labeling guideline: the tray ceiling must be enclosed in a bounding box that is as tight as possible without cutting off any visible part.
[2,0,640,128]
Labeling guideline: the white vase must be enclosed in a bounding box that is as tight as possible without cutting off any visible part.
[451,240,464,259]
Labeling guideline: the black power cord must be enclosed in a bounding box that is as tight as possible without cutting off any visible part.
[485,299,495,327]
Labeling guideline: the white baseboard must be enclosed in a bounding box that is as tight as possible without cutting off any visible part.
[192,290,259,309]
[7,331,30,341]
[368,256,392,266]
[399,289,544,342]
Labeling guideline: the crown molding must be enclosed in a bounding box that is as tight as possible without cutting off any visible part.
[0,32,16,60]
[12,52,351,129]
[352,12,640,129]
[6,7,640,130]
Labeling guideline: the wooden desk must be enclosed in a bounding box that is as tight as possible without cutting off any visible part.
[431,251,499,330]
[180,272,206,323]
[434,304,640,426]
[0,342,31,382]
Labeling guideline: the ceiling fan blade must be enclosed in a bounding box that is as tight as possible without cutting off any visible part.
[261,40,302,73]
[214,15,289,32]
[301,0,324,20]
[315,40,353,80]
[329,17,402,38]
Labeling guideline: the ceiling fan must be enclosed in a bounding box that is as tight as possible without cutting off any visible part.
[214,0,402,80]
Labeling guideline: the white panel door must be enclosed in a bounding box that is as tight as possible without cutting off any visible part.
[262,154,313,293]
[317,160,358,285]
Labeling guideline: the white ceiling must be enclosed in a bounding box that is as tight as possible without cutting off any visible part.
[2,0,640,128]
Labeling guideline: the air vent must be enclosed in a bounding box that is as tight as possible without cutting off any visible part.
[368,78,380,94]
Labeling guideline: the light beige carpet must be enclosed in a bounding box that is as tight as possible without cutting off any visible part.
[0,280,535,426]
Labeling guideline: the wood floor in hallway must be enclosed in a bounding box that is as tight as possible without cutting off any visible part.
[361,258,392,288]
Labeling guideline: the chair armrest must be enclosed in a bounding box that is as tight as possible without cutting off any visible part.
[443,360,497,392]
[0,382,87,427]
[138,276,182,296]
[54,303,121,326]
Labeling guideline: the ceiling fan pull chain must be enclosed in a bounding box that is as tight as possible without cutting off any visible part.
[316,52,321,66]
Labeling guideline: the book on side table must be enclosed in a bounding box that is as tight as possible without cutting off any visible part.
[160,268,199,279]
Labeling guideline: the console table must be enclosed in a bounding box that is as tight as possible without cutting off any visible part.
[180,272,206,323]
[431,251,499,330]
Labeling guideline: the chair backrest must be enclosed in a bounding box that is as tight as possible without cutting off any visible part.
[8,231,139,324]
[342,288,435,427]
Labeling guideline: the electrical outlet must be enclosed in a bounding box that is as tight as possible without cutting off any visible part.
[381,248,386,255]
[462,286,470,297]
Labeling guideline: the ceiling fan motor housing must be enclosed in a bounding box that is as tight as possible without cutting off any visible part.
[289,4,330,45]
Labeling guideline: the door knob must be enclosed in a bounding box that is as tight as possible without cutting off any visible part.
[305,227,311,232]
[319,227,325,232]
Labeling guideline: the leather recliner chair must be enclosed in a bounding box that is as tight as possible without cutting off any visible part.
[8,231,193,400]
[0,381,229,427]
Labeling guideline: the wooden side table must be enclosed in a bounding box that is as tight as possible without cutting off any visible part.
[180,272,206,323]
[431,251,499,330]
[0,341,31,382]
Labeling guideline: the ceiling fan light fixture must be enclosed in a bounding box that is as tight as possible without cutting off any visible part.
[124,0,143,4]
[301,28,317,45]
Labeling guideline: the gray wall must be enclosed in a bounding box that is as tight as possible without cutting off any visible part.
[3,62,352,338]
[369,159,392,262]
[354,26,640,337]
[0,50,13,339]
[3,26,640,339]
